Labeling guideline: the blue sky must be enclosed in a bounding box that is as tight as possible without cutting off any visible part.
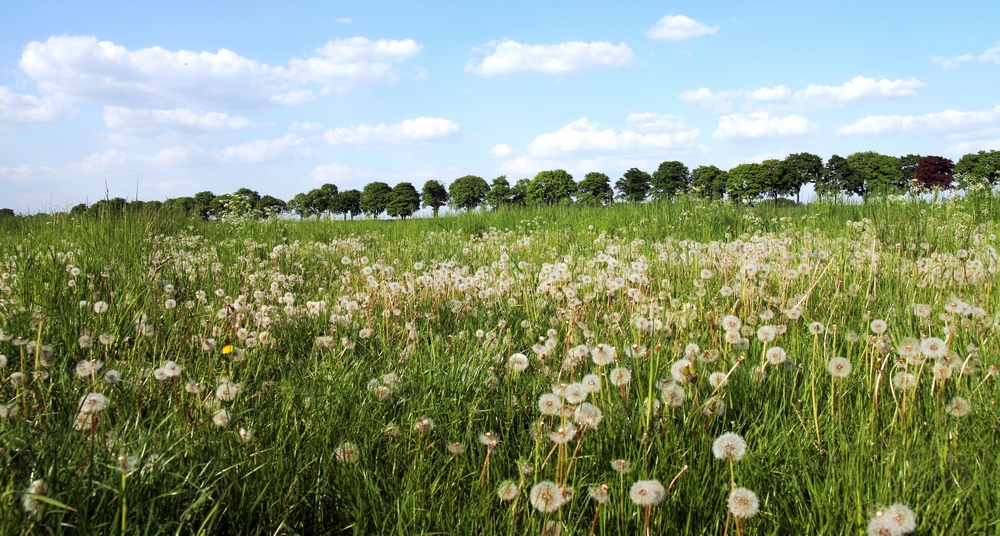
[1,0,999,211]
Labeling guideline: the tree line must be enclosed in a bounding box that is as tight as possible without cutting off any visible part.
[54,149,1000,220]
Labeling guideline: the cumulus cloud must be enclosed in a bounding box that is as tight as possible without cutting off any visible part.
[103,106,265,131]
[74,149,128,172]
[625,112,687,132]
[527,117,700,157]
[647,15,719,41]
[0,86,72,128]
[335,17,352,24]
[140,145,211,167]
[835,106,1000,138]
[217,134,313,163]
[714,112,810,140]
[19,35,421,109]
[929,53,975,69]
[0,164,50,181]
[980,44,1000,65]
[465,40,635,78]
[291,121,324,131]
[681,76,925,113]
[490,143,513,158]
[322,117,459,147]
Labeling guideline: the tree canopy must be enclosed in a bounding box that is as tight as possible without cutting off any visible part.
[360,182,393,218]
[576,172,614,206]
[615,168,651,203]
[421,180,449,217]
[650,161,689,201]
[449,175,489,211]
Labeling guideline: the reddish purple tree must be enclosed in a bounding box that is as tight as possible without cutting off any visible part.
[913,156,955,190]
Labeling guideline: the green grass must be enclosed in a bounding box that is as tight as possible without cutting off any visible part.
[1,193,999,535]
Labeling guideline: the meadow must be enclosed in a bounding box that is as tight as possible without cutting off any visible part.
[1,192,999,535]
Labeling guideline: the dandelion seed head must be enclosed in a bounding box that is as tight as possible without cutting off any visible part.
[629,479,666,506]
[946,396,971,418]
[660,382,686,407]
[497,480,520,501]
[827,357,853,378]
[508,353,529,372]
[727,487,760,518]
[212,409,230,427]
[885,504,916,533]
[611,459,632,474]
[609,367,632,387]
[766,346,787,365]
[335,441,359,463]
[529,481,564,513]
[712,432,747,461]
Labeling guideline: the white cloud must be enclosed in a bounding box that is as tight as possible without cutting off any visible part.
[980,44,1000,65]
[74,149,128,172]
[0,164,50,181]
[217,134,313,163]
[929,54,975,69]
[681,76,925,114]
[946,138,1000,154]
[310,163,374,184]
[291,121,324,131]
[714,112,810,140]
[835,106,1000,138]
[0,86,72,128]
[625,112,686,132]
[490,143,513,158]
[141,145,211,166]
[336,17,352,24]
[19,35,421,109]
[322,117,459,147]
[647,15,719,41]
[103,106,265,131]
[465,40,635,78]
[528,117,700,157]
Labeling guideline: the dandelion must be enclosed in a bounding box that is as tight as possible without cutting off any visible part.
[867,515,904,536]
[412,417,435,434]
[582,373,601,392]
[573,403,603,428]
[591,344,615,366]
[79,392,108,413]
[564,382,588,404]
[670,359,695,382]
[239,427,253,442]
[335,441,360,463]
[661,382,686,407]
[216,379,241,401]
[93,301,109,314]
[497,480,520,501]
[727,487,760,518]
[629,479,666,506]
[164,299,177,310]
[885,504,917,533]
[756,325,777,343]
[102,370,121,384]
[946,396,971,418]
[529,481,564,513]
[358,328,372,339]
[577,486,604,514]
[808,321,825,335]
[22,479,45,516]
[508,352,529,372]
[153,368,169,381]
[721,315,742,331]
[608,367,632,386]
[478,431,499,448]
[212,409,230,427]
[549,425,577,444]
[870,319,888,334]
[447,442,466,455]
[724,330,742,345]
[827,357,853,378]
[712,432,747,461]
[709,371,728,389]
[892,372,917,391]
[162,360,182,377]
[765,346,787,365]
[78,334,93,349]
[185,381,204,394]
[921,337,947,360]
[75,359,104,377]
[611,459,632,474]
[913,303,932,318]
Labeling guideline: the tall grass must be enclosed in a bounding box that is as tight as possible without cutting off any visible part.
[1,194,999,534]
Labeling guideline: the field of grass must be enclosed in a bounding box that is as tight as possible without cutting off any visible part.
[1,193,999,535]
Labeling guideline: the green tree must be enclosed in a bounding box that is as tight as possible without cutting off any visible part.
[847,151,904,197]
[449,175,490,211]
[781,152,823,204]
[485,176,513,209]
[360,181,393,218]
[193,191,216,220]
[726,163,770,204]
[257,195,286,217]
[899,154,922,186]
[576,172,613,206]
[421,180,449,217]
[316,183,340,218]
[818,155,857,197]
[387,182,421,219]
[650,161,690,201]
[288,193,313,219]
[527,170,576,205]
[615,168,651,203]
[332,189,362,220]
[954,150,1000,187]
[510,178,530,206]
[690,165,728,200]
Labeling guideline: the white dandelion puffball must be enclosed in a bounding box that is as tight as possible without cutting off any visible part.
[885,503,917,533]
[335,442,360,463]
[713,432,747,461]
[591,344,616,366]
[765,346,787,365]
[608,367,632,387]
[508,353,529,372]
[212,409,230,427]
[728,487,760,518]
[629,479,666,506]
[946,396,971,418]
[538,393,562,416]
[529,481,564,513]
[827,357,853,378]
[497,481,519,501]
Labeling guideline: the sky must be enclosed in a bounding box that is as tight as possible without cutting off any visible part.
[1,0,999,212]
